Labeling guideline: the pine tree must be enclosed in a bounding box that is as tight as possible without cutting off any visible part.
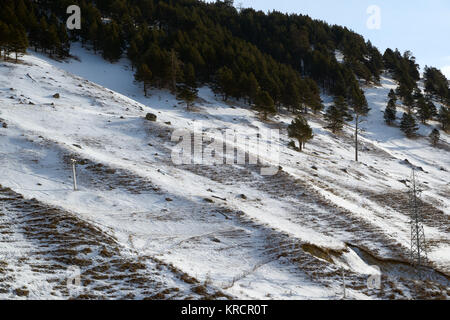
[424,66,449,102]
[28,12,40,52]
[177,62,198,110]
[288,116,313,151]
[183,63,196,89]
[127,40,139,70]
[307,84,324,114]
[38,17,49,53]
[388,89,397,101]
[15,0,28,25]
[429,128,440,147]
[324,96,350,133]
[135,63,152,96]
[403,92,415,111]
[426,99,437,117]
[255,90,275,120]
[101,21,123,61]
[237,72,249,102]
[416,97,433,124]
[297,80,309,113]
[177,85,198,110]
[247,73,259,105]
[400,112,419,138]
[283,82,301,112]
[384,99,397,125]
[216,67,234,101]
[10,26,28,62]
[0,22,10,60]
[413,87,423,100]
[58,24,70,58]
[89,21,100,53]
[438,106,450,132]
[169,49,181,92]
[47,24,60,57]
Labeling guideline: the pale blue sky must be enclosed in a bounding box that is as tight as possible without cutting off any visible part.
[210,0,450,78]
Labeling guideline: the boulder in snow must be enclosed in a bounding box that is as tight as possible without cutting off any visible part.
[145,113,157,121]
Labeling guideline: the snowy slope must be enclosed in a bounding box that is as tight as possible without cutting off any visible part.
[0,45,448,299]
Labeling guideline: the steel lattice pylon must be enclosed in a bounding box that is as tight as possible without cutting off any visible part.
[409,168,427,275]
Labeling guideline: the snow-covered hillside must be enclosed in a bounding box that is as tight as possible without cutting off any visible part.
[0,45,448,299]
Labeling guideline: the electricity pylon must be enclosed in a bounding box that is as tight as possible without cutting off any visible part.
[409,168,427,276]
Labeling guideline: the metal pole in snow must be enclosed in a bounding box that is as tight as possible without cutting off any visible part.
[343,269,346,299]
[71,159,78,191]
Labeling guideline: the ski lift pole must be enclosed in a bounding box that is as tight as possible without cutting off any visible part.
[71,159,78,191]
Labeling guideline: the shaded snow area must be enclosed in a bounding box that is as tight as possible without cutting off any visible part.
[0,44,448,299]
